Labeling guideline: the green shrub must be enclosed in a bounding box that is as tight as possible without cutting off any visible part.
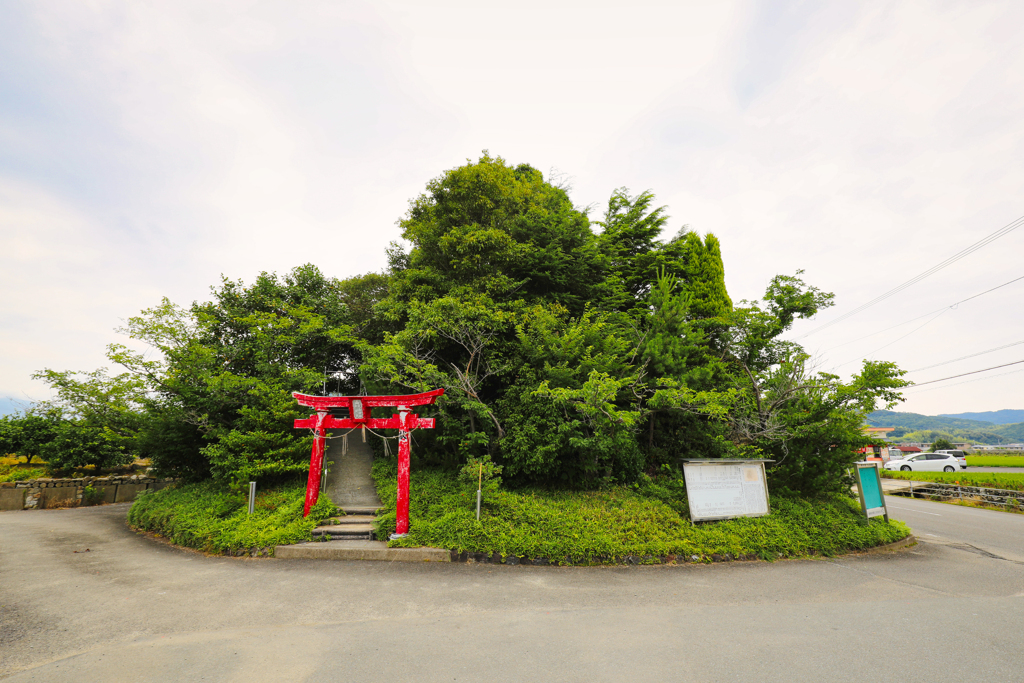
[458,456,503,497]
[43,421,133,473]
[81,485,105,506]
[127,481,336,554]
[371,461,909,563]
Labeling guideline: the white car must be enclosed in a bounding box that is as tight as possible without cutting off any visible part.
[883,452,961,473]
[885,450,908,463]
[934,449,969,469]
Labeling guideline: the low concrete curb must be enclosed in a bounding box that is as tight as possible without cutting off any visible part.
[849,534,917,555]
[274,540,450,562]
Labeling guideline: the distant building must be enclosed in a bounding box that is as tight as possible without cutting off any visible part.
[863,426,895,441]
[859,426,895,461]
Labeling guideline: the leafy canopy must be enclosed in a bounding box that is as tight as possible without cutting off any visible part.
[27,153,907,498]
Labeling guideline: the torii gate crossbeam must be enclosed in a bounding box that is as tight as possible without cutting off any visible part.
[293,388,444,537]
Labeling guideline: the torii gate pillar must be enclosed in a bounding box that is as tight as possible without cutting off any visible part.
[293,389,444,537]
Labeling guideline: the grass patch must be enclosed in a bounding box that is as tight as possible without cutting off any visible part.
[966,455,1024,467]
[371,461,909,563]
[0,457,46,482]
[881,470,1024,491]
[928,498,1024,515]
[0,454,153,480]
[126,481,336,555]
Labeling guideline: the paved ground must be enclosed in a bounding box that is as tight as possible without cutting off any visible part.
[883,493,1024,559]
[2,501,1023,682]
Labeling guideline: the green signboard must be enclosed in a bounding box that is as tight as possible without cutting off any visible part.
[854,463,888,521]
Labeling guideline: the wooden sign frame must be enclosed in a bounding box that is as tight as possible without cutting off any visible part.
[682,459,773,522]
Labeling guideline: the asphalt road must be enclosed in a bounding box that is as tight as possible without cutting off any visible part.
[883,494,1024,560]
[2,501,1023,682]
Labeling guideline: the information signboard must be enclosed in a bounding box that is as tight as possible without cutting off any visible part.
[682,460,772,522]
[854,462,888,521]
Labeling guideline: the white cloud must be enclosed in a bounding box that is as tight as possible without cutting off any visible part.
[0,177,157,399]
[1,0,1022,417]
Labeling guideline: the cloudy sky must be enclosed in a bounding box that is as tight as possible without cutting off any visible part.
[2,0,1022,418]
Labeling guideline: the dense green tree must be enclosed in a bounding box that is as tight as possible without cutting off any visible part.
[594,189,685,310]
[721,274,907,495]
[0,407,131,471]
[385,153,606,316]
[40,155,909,498]
[31,367,146,452]
[499,307,644,484]
[763,357,907,495]
[0,410,61,464]
[109,265,357,486]
[337,271,390,346]
[642,271,698,379]
[930,438,955,452]
[679,232,732,349]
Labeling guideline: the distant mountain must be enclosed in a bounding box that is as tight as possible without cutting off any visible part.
[939,409,1024,425]
[0,396,31,416]
[996,422,1024,442]
[866,410,997,431]
[866,410,1024,444]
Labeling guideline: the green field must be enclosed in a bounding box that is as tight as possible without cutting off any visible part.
[881,470,1024,491]
[966,455,1024,467]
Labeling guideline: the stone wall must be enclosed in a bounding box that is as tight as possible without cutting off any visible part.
[896,482,1024,511]
[0,475,175,511]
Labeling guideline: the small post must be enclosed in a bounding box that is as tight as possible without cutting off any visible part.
[476,462,483,521]
[248,481,256,515]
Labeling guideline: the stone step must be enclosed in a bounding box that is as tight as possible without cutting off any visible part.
[312,523,374,539]
[341,506,382,516]
[324,515,376,525]
[275,540,450,562]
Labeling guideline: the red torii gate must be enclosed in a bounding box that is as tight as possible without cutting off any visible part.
[292,388,444,537]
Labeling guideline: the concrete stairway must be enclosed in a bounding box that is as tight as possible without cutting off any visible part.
[311,515,376,540]
[322,432,383,513]
[314,434,382,540]
[275,430,449,562]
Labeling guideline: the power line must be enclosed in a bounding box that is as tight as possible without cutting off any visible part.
[813,272,1024,355]
[905,368,1024,395]
[794,214,1024,340]
[911,359,1024,387]
[907,338,1024,373]
[829,309,948,371]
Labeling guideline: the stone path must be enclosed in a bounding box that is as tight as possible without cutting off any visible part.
[322,430,382,512]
